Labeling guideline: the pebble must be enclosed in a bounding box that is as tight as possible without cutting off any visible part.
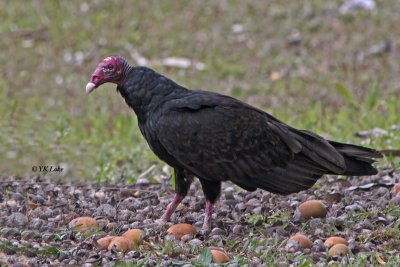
[29,218,44,229]
[105,222,117,231]
[235,203,246,211]
[309,218,322,228]
[10,193,24,201]
[314,228,324,236]
[7,212,28,226]
[118,210,135,222]
[181,234,194,242]
[189,238,202,246]
[210,234,222,241]
[146,259,157,266]
[347,238,356,251]
[285,239,300,252]
[364,242,376,250]
[390,196,400,205]
[245,198,260,207]
[94,204,117,217]
[254,246,264,254]
[345,203,363,211]
[193,221,203,228]
[224,187,235,200]
[210,227,225,236]
[30,194,46,204]
[125,250,140,259]
[9,263,28,267]
[312,239,324,252]
[374,187,389,197]
[232,224,241,234]
[136,178,149,185]
[29,206,53,220]
[120,197,141,210]
[251,257,261,265]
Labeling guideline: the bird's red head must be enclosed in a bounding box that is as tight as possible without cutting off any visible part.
[86,56,126,94]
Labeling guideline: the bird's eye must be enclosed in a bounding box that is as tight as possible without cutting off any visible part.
[102,64,114,73]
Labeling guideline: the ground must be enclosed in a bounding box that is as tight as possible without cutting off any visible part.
[1,169,399,266]
[0,1,399,266]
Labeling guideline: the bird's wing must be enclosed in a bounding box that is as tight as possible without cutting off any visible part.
[155,92,308,187]
[154,91,353,194]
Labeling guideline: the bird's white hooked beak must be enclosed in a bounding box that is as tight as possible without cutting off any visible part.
[85,82,96,94]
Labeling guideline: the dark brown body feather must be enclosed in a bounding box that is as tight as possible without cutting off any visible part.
[117,66,382,201]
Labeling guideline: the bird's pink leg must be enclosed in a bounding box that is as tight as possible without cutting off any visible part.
[202,200,213,231]
[160,194,184,223]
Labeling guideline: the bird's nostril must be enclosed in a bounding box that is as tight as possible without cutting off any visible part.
[91,75,100,84]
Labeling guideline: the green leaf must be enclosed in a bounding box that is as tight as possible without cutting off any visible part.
[171,168,176,190]
[197,248,212,265]
[81,229,106,238]
[171,259,190,266]
[298,260,314,267]
[38,245,60,257]
[364,87,380,111]
[335,83,355,106]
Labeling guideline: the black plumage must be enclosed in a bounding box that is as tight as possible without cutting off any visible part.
[86,56,382,230]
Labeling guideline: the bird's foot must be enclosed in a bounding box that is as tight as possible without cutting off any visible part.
[201,200,213,233]
[155,218,167,227]
[160,194,184,222]
[155,218,174,233]
[196,200,213,237]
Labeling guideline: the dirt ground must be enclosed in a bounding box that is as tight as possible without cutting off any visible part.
[1,169,399,266]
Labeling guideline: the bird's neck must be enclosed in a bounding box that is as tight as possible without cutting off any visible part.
[117,66,188,121]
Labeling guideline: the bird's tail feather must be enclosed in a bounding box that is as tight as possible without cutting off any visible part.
[252,154,326,195]
[248,142,382,195]
[291,130,346,173]
[329,141,382,176]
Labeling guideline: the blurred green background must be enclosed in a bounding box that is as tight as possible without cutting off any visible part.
[1,1,399,182]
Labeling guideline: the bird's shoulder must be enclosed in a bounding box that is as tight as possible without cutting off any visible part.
[160,90,241,110]
[156,90,266,132]
[155,90,297,146]
[153,90,302,168]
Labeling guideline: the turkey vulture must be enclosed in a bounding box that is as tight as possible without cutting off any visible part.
[86,56,382,230]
